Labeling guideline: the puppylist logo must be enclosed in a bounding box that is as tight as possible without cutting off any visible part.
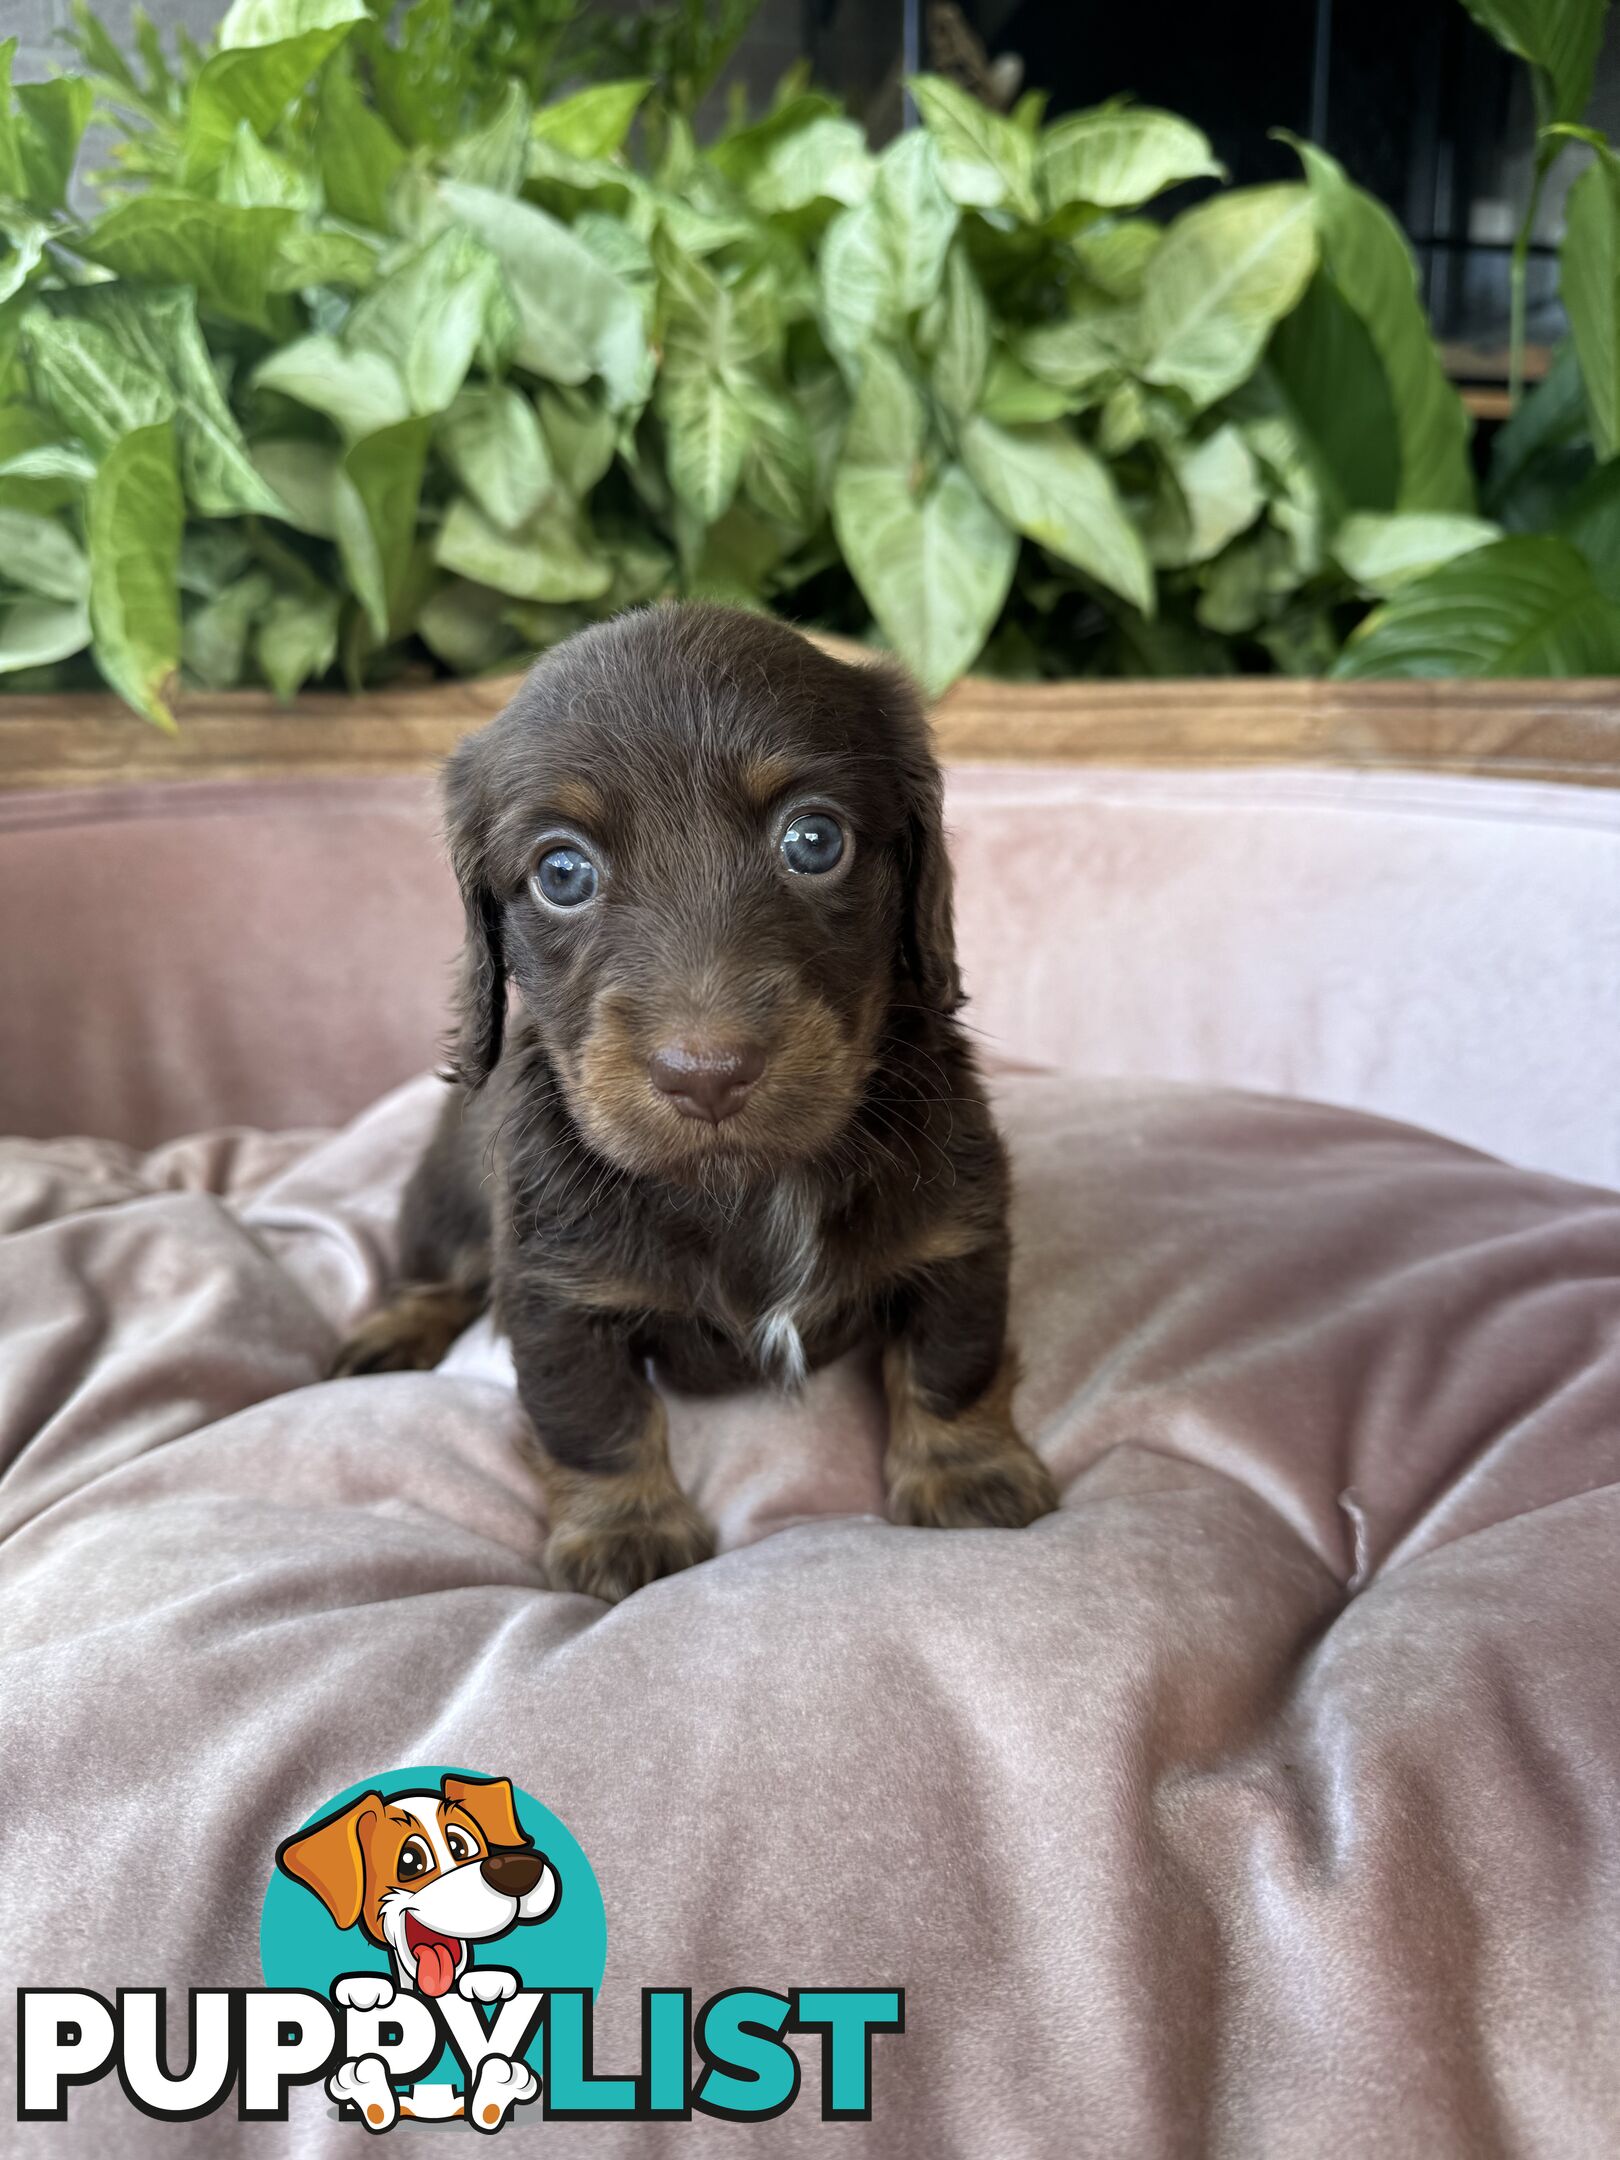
[17,1765,904,2133]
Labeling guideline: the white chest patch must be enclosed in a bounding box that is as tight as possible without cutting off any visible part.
[749,1180,821,1392]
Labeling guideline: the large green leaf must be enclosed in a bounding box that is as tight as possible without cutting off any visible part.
[1457,0,1605,125]
[79,199,299,336]
[444,81,531,195]
[1561,142,1620,458]
[251,437,340,536]
[217,120,316,210]
[1289,138,1473,512]
[315,48,405,229]
[254,336,410,437]
[257,586,340,696]
[1333,511,1501,594]
[61,285,282,517]
[538,387,617,497]
[22,311,174,455]
[0,41,25,202]
[0,506,87,601]
[1335,535,1620,677]
[659,369,751,521]
[921,246,990,423]
[434,493,612,603]
[1137,185,1318,411]
[1144,425,1265,569]
[184,0,368,182]
[738,385,817,532]
[332,415,430,640]
[0,216,47,308]
[440,384,553,531]
[909,73,1039,221]
[653,233,780,523]
[418,577,518,671]
[831,349,1014,693]
[346,228,515,416]
[1485,342,1594,528]
[1554,451,1620,603]
[736,114,873,214]
[1266,274,1401,515]
[818,131,956,365]
[434,181,650,410]
[961,414,1154,611]
[878,129,962,308]
[1019,294,1136,398]
[87,420,184,729]
[530,79,653,160]
[13,77,94,209]
[183,569,274,689]
[1039,105,1221,212]
[0,596,89,674]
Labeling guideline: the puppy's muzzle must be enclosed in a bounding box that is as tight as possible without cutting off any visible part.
[481,1850,546,1898]
[648,1038,766,1125]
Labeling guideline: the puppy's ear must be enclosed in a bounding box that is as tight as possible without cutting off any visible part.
[882,671,964,1015]
[443,1774,530,1851]
[442,732,506,1090]
[276,1794,381,1932]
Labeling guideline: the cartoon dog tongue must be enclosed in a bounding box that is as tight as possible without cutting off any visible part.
[411,1929,459,1997]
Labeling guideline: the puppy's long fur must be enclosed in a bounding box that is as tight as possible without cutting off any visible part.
[336,604,1057,1600]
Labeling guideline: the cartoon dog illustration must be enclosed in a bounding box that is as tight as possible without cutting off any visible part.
[277,1773,559,2131]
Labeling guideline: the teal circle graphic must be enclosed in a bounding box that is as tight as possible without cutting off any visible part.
[260,1765,606,2089]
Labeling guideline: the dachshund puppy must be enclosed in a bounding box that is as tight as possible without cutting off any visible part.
[336,603,1057,1600]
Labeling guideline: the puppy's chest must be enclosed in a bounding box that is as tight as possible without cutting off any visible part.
[550,1177,855,1389]
[692,1180,835,1389]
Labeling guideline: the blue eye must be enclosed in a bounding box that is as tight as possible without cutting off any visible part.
[533,845,599,910]
[780,813,846,877]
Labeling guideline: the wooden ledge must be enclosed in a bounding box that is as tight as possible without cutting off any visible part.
[3,656,1620,792]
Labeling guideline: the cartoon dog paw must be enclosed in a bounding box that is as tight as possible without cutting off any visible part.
[468,2056,537,2133]
[328,2054,398,2132]
[458,1967,518,2005]
[335,1974,395,2013]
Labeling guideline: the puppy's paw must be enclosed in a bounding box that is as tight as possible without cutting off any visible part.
[545,1492,715,1604]
[328,2055,397,2132]
[890,1439,1058,1532]
[459,1967,518,2004]
[468,2055,538,2133]
[334,1974,395,2013]
[331,1283,481,1378]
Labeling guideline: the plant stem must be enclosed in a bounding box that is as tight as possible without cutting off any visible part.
[1510,66,1556,414]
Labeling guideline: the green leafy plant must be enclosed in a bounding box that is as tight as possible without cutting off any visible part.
[2,0,1619,720]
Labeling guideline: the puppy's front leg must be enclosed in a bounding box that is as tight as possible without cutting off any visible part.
[884,1250,1059,1532]
[505,1294,713,1603]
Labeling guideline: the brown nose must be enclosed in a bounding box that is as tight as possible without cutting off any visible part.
[480,1850,544,1898]
[648,1040,766,1124]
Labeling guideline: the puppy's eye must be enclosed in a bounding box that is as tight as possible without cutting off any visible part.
[780,813,846,877]
[445,1826,480,1864]
[397,1837,433,1881]
[532,844,599,911]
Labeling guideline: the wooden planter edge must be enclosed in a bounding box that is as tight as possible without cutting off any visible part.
[3,649,1619,792]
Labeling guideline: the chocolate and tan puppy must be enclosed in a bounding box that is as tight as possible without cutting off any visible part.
[336,604,1057,1599]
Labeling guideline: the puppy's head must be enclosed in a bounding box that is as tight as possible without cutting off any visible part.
[277,1775,558,1998]
[443,603,960,1184]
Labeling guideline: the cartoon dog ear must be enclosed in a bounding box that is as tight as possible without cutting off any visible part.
[441,731,507,1091]
[443,1774,529,1851]
[276,1794,381,1932]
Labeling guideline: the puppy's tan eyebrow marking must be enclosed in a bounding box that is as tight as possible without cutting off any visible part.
[546,777,605,826]
[739,753,800,807]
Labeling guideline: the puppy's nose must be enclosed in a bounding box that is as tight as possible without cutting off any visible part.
[481,1850,544,1898]
[648,1039,766,1124]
